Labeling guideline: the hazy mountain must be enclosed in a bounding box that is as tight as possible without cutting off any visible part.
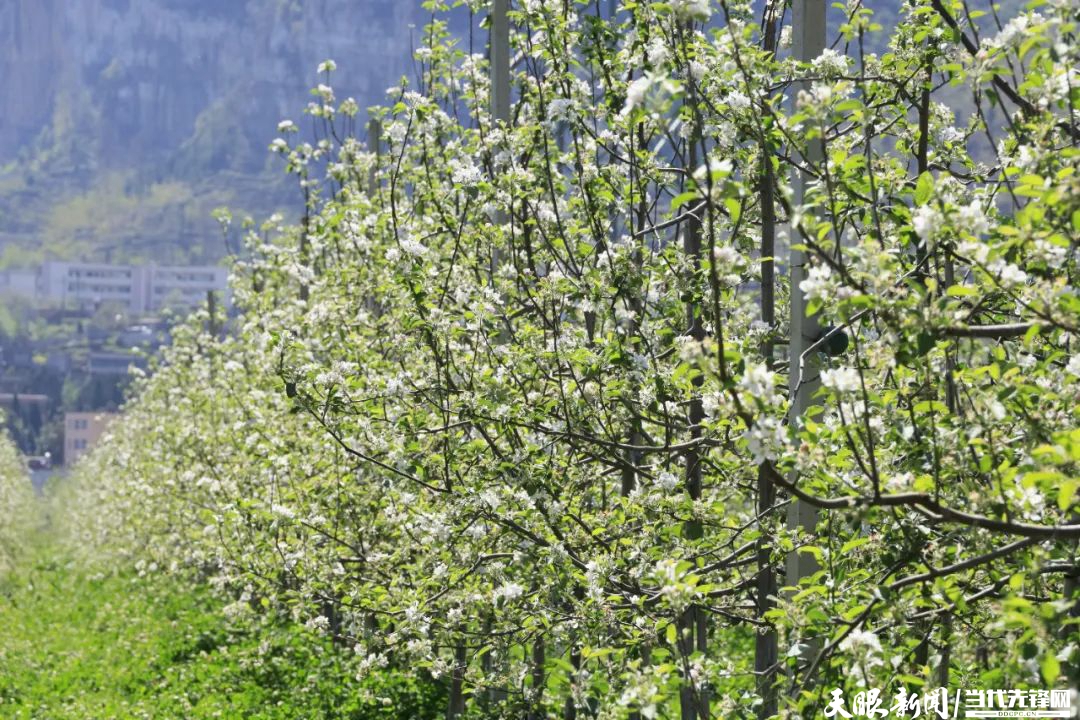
[0,0,1019,268]
[0,0,425,266]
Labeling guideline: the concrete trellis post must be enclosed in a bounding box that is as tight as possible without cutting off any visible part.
[366,118,381,197]
[490,0,510,125]
[784,0,826,643]
[487,0,511,282]
[479,3,514,712]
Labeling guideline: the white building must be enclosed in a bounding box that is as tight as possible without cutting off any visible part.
[38,261,145,312]
[146,265,229,312]
[34,261,228,313]
[0,268,41,298]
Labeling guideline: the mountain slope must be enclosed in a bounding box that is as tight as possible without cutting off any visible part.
[0,0,423,266]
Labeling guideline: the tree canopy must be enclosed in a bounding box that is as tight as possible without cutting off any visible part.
[0,425,33,576]
[64,0,1079,717]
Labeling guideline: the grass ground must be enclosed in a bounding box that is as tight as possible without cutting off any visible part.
[0,533,445,719]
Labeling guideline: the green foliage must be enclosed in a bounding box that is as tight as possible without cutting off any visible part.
[0,428,34,575]
[44,0,1080,718]
[0,169,288,268]
[0,542,447,718]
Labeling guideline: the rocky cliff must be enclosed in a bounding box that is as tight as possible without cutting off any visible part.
[0,0,424,265]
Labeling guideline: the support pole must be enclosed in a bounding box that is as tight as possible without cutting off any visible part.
[485,6,512,712]
[490,0,510,125]
[488,0,511,282]
[784,0,826,658]
[366,118,381,197]
[679,31,707,719]
[754,9,784,717]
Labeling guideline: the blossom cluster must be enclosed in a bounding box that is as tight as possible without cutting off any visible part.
[56,0,1080,717]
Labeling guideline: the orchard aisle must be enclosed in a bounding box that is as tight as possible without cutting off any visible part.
[0,520,445,719]
[0,535,232,717]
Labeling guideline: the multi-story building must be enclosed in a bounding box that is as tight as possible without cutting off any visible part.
[146,265,229,312]
[0,268,37,297]
[64,411,118,466]
[38,261,145,312]
[34,261,229,313]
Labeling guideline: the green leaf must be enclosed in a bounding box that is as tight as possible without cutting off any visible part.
[841,604,867,622]
[1058,479,1078,512]
[724,197,741,223]
[840,537,870,553]
[1041,653,1060,684]
[916,331,937,356]
[671,191,699,210]
[945,284,976,297]
[915,171,934,206]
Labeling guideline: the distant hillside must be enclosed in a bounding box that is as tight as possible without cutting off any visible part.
[0,0,425,267]
[0,0,1021,268]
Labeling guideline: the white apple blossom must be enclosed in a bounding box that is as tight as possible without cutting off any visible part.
[744,416,788,463]
[912,205,943,242]
[656,471,679,491]
[992,260,1028,286]
[1066,355,1080,376]
[494,582,525,602]
[1032,239,1068,268]
[958,239,989,264]
[956,200,990,236]
[546,98,574,122]
[646,37,670,67]
[712,244,741,266]
[740,363,778,402]
[399,235,427,257]
[48,5,1080,713]
[989,13,1043,49]
[624,76,652,114]
[450,159,482,186]
[670,0,711,21]
[821,366,861,394]
[779,25,792,49]
[799,263,833,302]
[724,90,751,111]
[839,628,884,666]
[812,48,848,77]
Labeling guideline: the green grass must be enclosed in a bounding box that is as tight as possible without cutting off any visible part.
[0,541,446,719]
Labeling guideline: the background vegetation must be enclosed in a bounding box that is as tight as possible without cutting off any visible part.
[2,0,1077,718]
